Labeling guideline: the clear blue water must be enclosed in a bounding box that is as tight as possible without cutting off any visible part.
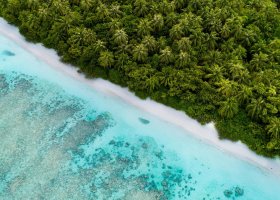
[0,33,279,200]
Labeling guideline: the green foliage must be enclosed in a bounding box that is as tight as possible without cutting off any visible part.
[1,0,280,157]
[218,98,239,119]
[98,51,114,68]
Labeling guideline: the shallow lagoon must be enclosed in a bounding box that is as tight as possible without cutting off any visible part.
[0,23,280,200]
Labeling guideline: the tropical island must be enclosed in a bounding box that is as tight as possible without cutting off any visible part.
[0,0,280,158]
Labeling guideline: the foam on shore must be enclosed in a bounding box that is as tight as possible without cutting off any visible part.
[0,18,279,176]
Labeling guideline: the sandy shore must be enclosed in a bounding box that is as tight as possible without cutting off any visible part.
[0,18,280,176]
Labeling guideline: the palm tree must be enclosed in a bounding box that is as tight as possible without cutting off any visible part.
[203,50,223,66]
[152,14,164,31]
[253,69,277,87]
[116,43,132,54]
[134,0,149,16]
[159,0,175,14]
[218,98,239,118]
[52,0,70,15]
[108,19,122,33]
[237,84,253,103]
[96,2,109,20]
[245,24,260,44]
[70,0,80,6]
[25,13,40,30]
[68,27,84,46]
[110,3,122,18]
[149,2,160,15]
[82,28,96,44]
[178,13,200,35]
[220,23,231,39]
[133,44,148,62]
[137,18,153,37]
[177,37,191,52]
[80,0,95,11]
[170,24,184,40]
[159,47,174,64]
[266,117,280,139]
[227,16,244,40]
[142,35,157,52]
[166,12,178,28]
[38,7,50,22]
[266,85,277,97]
[116,53,129,69]
[205,11,223,33]
[176,51,190,68]
[98,51,114,68]
[206,31,218,50]
[7,0,21,14]
[55,16,73,34]
[246,97,266,119]
[250,53,269,72]
[217,79,238,97]
[157,36,168,50]
[145,76,160,92]
[174,0,186,9]
[68,44,82,59]
[50,16,73,42]
[160,67,173,86]
[113,29,128,45]
[26,0,39,9]
[81,45,96,62]
[229,62,250,83]
[268,39,280,52]
[205,64,223,83]
[93,40,106,53]
[189,29,205,47]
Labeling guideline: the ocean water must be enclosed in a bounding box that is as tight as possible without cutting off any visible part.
[0,32,279,200]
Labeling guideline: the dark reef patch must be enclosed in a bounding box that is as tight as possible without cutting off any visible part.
[224,186,244,199]
[2,50,15,56]
[139,117,150,124]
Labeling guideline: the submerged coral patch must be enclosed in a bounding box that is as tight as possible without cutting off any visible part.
[223,186,244,199]
[139,117,150,124]
[2,50,15,56]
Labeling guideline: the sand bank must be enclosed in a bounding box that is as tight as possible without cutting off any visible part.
[0,18,279,176]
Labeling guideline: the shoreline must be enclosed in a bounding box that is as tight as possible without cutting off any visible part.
[0,18,280,176]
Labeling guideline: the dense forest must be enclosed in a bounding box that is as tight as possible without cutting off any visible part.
[0,0,280,157]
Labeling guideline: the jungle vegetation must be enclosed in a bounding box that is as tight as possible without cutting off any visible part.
[0,0,280,157]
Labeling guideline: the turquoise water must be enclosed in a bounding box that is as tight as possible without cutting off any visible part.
[0,34,279,200]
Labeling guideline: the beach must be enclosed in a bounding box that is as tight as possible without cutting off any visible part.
[0,17,280,177]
